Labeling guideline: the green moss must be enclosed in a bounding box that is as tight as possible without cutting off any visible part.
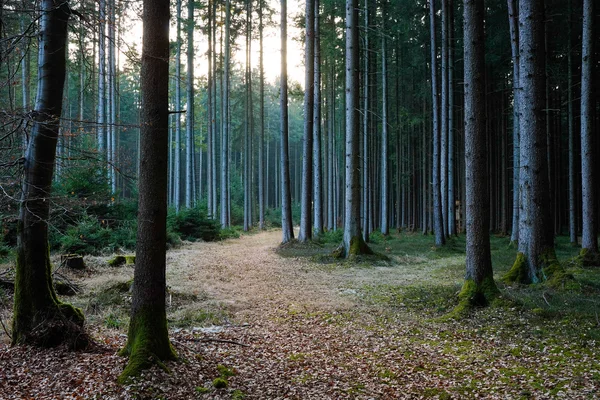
[446,276,499,319]
[503,252,529,284]
[118,306,177,384]
[195,386,211,394]
[212,377,228,389]
[576,248,600,267]
[347,236,374,257]
[231,389,246,399]
[541,248,573,288]
[108,255,126,267]
[125,255,135,264]
[216,364,236,377]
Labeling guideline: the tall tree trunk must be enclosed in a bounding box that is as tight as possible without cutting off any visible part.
[440,0,449,236]
[97,0,106,154]
[185,0,194,208]
[580,0,597,255]
[119,0,176,380]
[459,0,498,312]
[207,0,213,217]
[174,0,182,211]
[380,2,389,236]
[13,0,86,348]
[507,0,520,244]
[313,0,323,236]
[221,0,231,228]
[342,0,371,257]
[567,0,576,245]
[505,0,560,284]
[244,0,253,231]
[362,0,370,242]
[299,0,315,242]
[430,0,445,246]
[280,0,294,243]
[447,0,455,236]
[211,0,218,219]
[258,0,265,229]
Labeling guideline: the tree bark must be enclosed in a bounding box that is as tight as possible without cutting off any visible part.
[258,0,265,229]
[567,0,576,245]
[299,0,315,242]
[185,0,195,209]
[280,0,294,243]
[221,0,231,228]
[580,0,597,254]
[342,0,371,257]
[380,2,389,236]
[430,0,445,247]
[505,0,559,284]
[313,0,323,236]
[119,0,177,380]
[460,0,498,312]
[13,0,86,348]
[507,0,520,244]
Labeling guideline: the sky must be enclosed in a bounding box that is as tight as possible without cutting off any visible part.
[120,0,306,85]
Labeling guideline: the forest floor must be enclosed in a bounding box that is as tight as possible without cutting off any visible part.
[1,229,600,399]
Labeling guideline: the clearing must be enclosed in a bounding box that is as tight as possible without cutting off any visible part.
[1,229,599,399]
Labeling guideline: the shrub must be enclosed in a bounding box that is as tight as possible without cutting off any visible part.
[60,214,112,255]
[167,207,220,242]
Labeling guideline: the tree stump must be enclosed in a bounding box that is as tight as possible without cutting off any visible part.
[61,254,86,270]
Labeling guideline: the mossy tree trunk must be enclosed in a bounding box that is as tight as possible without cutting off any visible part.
[505,0,561,284]
[12,0,86,348]
[119,0,176,382]
[342,0,372,258]
[460,0,499,311]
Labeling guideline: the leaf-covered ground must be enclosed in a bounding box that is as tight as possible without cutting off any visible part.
[0,230,599,399]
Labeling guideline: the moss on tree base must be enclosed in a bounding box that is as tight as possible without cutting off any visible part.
[503,252,529,284]
[576,248,600,267]
[503,249,573,287]
[118,306,177,384]
[333,235,374,259]
[446,277,499,319]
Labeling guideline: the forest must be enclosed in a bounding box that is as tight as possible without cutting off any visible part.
[0,0,599,397]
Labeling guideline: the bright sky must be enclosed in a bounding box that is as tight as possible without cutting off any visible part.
[121,0,305,85]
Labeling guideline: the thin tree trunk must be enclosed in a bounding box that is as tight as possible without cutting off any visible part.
[447,0,455,236]
[580,0,597,254]
[221,0,231,228]
[185,0,194,208]
[174,0,182,211]
[342,0,371,257]
[507,0,520,244]
[380,2,389,236]
[567,0,576,245]
[299,0,315,242]
[258,0,265,229]
[280,0,294,243]
[440,0,448,237]
[430,0,445,246]
[313,0,323,236]
[97,0,106,154]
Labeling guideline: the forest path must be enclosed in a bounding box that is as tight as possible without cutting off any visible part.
[165,228,430,324]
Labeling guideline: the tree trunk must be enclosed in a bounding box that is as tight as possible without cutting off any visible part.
[258,0,265,229]
[119,0,177,380]
[299,0,315,242]
[221,0,231,228]
[507,0,520,245]
[362,0,370,241]
[174,0,182,212]
[280,0,294,243]
[505,0,559,284]
[460,0,498,313]
[580,0,597,255]
[342,0,371,257]
[567,0,576,245]
[313,0,323,236]
[12,0,86,348]
[97,0,107,154]
[185,0,195,209]
[380,2,389,236]
[430,0,445,247]
[447,0,455,236]
[440,0,448,237]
